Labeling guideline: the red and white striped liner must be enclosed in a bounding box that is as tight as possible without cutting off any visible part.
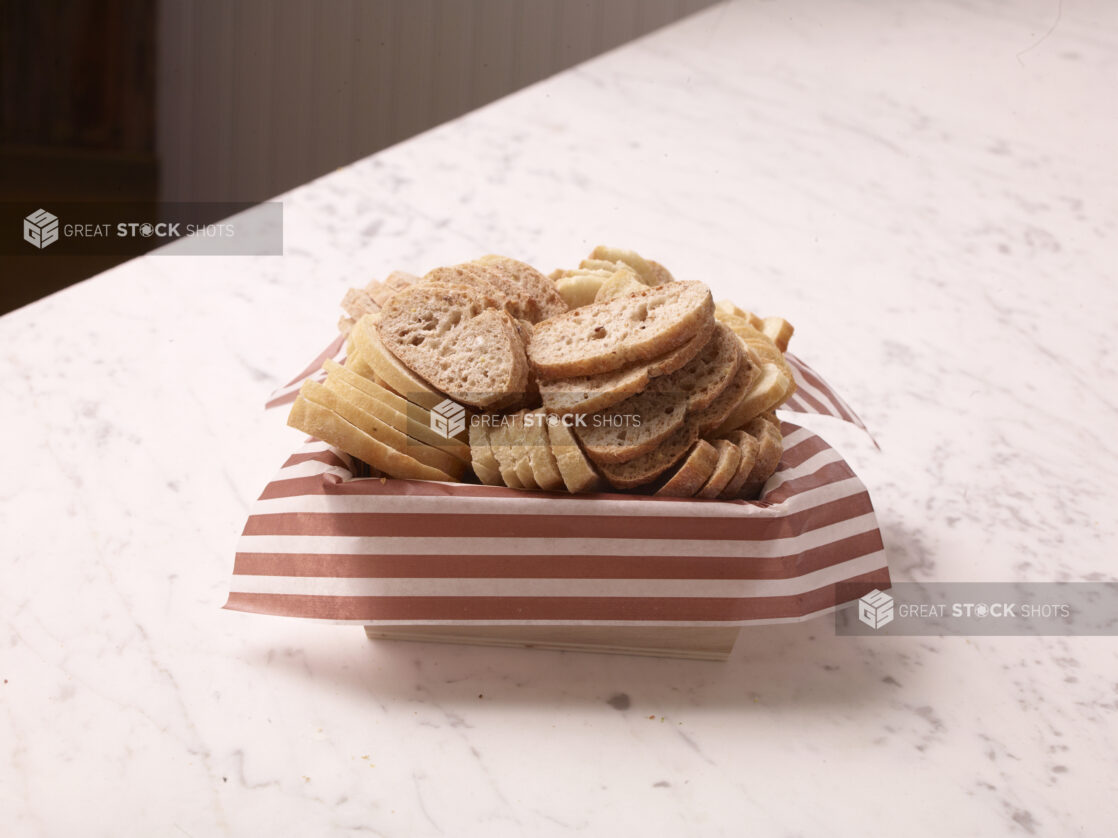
[225,420,888,626]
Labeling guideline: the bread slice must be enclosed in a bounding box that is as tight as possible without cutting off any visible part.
[762,316,794,352]
[588,246,672,287]
[476,255,568,321]
[302,380,466,480]
[552,270,613,309]
[468,421,503,486]
[655,440,719,498]
[505,412,540,490]
[324,359,470,463]
[692,353,758,437]
[486,416,524,489]
[596,421,697,489]
[740,416,783,499]
[351,314,447,410]
[537,319,712,415]
[288,389,454,483]
[574,324,741,464]
[717,430,759,499]
[376,285,529,408]
[546,420,602,494]
[594,268,647,303]
[695,439,742,499]
[521,411,565,491]
[366,270,419,306]
[528,281,714,379]
[422,267,507,310]
[713,357,792,436]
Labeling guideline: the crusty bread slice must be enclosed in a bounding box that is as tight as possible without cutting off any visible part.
[288,389,454,483]
[596,421,696,489]
[574,324,741,464]
[302,380,466,480]
[376,285,528,408]
[351,314,448,410]
[476,255,568,321]
[537,319,712,415]
[695,439,742,499]
[486,416,524,489]
[692,354,758,437]
[528,281,714,379]
[717,430,759,499]
[713,357,792,436]
[521,411,565,491]
[422,268,507,310]
[546,420,602,493]
[594,268,646,303]
[655,440,719,498]
[468,421,503,486]
[324,359,470,463]
[740,416,783,499]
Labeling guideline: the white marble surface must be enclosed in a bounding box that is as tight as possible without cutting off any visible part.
[3,0,1117,835]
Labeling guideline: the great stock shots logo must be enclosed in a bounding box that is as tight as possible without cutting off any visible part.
[430,398,467,439]
[23,209,59,249]
[858,589,895,630]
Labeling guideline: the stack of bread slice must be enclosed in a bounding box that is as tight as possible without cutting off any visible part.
[287,246,797,499]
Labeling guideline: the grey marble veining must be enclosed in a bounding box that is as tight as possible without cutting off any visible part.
[2,0,1116,835]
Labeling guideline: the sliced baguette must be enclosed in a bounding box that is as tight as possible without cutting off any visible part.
[695,439,742,499]
[717,430,759,499]
[522,411,565,491]
[552,270,612,309]
[476,255,568,321]
[588,246,671,287]
[740,416,783,499]
[713,358,792,436]
[352,314,447,410]
[487,416,525,489]
[376,285,528,408]
[528,280,714,379]
[655,440,719,498]
[537,319,712,415]
[596,421,697,489]
[575,324,741,464]
[469,421,504,486]
[594,267,646,303]
[546,420,602,494]
[324,359,470,463]
[288,390,454,483]
[302,380,466,480]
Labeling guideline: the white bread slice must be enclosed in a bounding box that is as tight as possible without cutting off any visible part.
[537,319,712,415]
[521,411,565,491]
[351,314,447,410]
[486,416,525,489]
[468,421,503,486]
[288,390,454,483]
[717,430,759,499]
[575,325,741,464]
[324,359,470,463]
[594,268,646,303]
[376,285,529,408]
[552,270,613,309]
[762,316,794,352]
[654,440,719,498]
[505,412,540,490]
[695,439,742,499]
[302,380,466,480]
[546,420,602,494]
[528,281,714,379]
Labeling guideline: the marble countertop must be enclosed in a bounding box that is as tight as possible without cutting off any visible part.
[3,0,1116,835]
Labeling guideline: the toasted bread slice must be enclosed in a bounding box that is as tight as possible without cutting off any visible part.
[655,440,719,498]
[537,319,712,415]
[528,281,714,379]
[376,285,529,408]
[695,439,742,499]
[288,391,454,483]
[546,420,602,494]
